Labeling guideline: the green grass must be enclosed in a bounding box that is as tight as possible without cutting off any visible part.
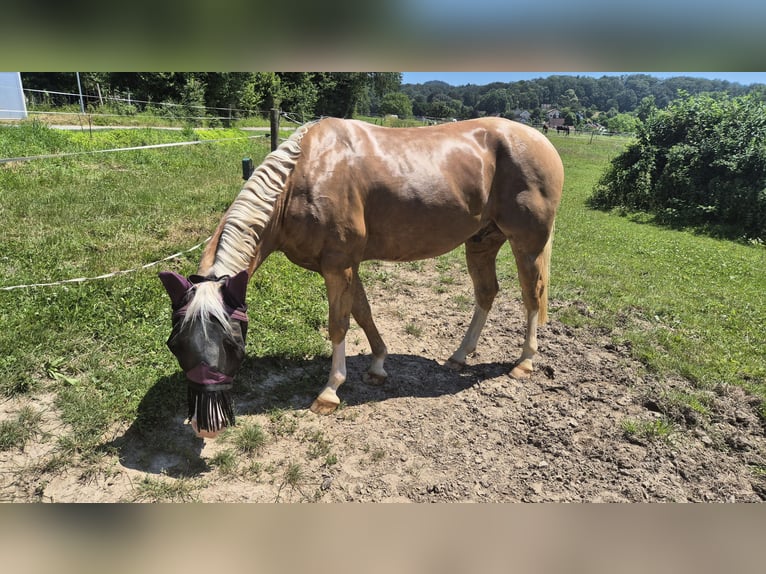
[0,406,43,451]
[621,417,677,445]
[0,122,327,465]
[539,134,766,409]
[131,475,201,502]
[234,423,268,455]
[209,449,238,476]
[1,122,764,484]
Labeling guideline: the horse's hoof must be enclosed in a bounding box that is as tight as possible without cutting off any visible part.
[310,397,340,415]
[510,364,533,379]
[363,372,387,386]
[446,358,466,371]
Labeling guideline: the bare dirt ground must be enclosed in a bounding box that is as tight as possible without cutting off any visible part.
[4,258,766,502]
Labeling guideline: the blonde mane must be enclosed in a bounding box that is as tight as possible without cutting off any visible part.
[210,122,314,278]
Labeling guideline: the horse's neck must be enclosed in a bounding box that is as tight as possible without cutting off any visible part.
[203,200,281,278]
[198,123,309,278]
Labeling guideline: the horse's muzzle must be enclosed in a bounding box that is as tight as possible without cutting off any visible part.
[185,362,234,387]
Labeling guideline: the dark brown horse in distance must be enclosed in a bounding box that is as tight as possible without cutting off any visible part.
[160,117,564,438]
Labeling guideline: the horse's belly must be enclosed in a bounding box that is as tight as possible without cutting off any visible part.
[362,209,482,262]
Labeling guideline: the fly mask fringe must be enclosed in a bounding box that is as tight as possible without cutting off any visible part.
[211,124,313,278]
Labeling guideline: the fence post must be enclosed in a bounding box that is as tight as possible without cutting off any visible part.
[270,108,280,151]
[242,157,254,180]
[75,72,85,115]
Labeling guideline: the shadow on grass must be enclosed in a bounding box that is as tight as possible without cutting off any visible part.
[588,202,761,245]
[108,352,514,476]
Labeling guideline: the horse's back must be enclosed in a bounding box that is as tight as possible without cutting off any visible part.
[281,118,562,266]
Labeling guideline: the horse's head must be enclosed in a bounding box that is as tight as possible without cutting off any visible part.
[158,270,249,439]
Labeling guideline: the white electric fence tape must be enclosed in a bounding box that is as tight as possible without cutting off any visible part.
[0,237,211,291]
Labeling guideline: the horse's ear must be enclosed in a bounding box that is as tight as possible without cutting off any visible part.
[158,271,193,307]
[223,270,249,307]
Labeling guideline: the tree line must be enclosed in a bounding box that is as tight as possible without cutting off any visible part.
[20,72,403,121]
[401,74,766,130]
[20,72,766,132]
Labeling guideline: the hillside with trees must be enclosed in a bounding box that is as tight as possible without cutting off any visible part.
[20,73,765,132]
[401,74,765,130]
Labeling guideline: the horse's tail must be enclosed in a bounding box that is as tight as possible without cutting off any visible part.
[538,219,555,324]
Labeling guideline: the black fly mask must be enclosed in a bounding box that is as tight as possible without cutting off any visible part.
[159,270,249,437]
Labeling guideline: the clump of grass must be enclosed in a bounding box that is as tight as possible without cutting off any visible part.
[268,408,299,436]
[451,294,473,311]
[131,475,201,502]
[370,448,387,462]
[0,406,43,451]
[404,323,423,338]
[234,422,267,455]
[274,461,307,502]
[305,429,332,460]
[621,417,676,445]
[209,449,238,476]
[284,462,304,487]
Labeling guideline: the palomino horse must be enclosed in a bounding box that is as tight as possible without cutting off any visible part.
[160,117,564,438]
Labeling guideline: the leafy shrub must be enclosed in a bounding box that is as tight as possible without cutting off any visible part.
[591,92,766,241]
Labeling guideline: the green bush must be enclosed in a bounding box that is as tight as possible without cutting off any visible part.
[591,92,766,241]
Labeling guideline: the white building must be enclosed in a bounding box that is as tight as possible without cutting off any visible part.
[0,72,28,119]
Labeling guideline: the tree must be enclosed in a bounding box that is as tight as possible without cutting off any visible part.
[604,112,639,133]
[635,95,657,122]
[179,75,207,124]
[477,88,512,116]
[278,73,318,120]
[379,92,413,118]
[591,92,766,241]
[558,88,580,111]
[239,73,280,115]
[312,73,400,118]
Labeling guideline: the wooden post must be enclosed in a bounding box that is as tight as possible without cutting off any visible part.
[270,108,280,151]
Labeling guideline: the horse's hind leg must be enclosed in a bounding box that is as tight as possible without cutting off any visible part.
[351,270,388,383]
[507,226,554,379]
[448,226,506,368]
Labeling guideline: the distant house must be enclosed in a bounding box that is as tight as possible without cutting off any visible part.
[545,109,565,128]
[513,109,531,123]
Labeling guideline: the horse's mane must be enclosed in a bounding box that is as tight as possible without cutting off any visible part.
[210,121,316,278]
[182,122,316,332]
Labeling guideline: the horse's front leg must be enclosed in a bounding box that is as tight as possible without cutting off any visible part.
[311,266,355,415]
[351,271,388,383]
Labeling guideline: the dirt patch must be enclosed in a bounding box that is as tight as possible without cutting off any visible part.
[3,258,765,502]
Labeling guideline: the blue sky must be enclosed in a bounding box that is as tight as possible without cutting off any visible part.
[401,72,766,87]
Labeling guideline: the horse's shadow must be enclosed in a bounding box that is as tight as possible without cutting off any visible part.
[107,352,512,477]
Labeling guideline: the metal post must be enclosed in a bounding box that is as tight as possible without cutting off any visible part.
[270,108,280,151]
[76,72,85,114]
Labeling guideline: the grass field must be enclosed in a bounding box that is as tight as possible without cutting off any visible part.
[1,122,764,470]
